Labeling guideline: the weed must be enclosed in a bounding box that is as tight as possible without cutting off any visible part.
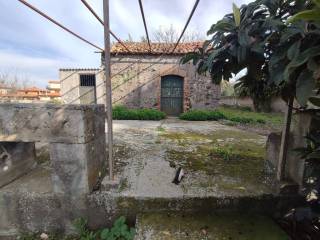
[100,216,135,240]
[212,145,235,161]
[156,126,166,132]
[74,216,135,240]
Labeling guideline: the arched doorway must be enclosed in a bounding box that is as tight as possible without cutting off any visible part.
[161,75,184,116]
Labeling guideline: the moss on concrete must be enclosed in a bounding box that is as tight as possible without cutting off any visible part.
[161,130,270,191]
[136,212,288,240]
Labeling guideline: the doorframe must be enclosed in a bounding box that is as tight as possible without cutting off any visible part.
[160,75,184,115]
[156,66,190,113]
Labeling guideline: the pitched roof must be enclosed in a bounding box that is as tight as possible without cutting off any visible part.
[0,84,11,89]
[110,42,202,55]
[18,87,45,92]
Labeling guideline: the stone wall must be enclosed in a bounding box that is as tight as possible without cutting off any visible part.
[60,55,221,111]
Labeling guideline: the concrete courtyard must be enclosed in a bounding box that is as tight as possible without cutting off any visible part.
[1,118,290,238]
[111,118,273,199]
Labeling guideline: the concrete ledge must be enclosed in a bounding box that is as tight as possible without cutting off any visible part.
[0,103,105,144]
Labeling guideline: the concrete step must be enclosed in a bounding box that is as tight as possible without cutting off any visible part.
[134,212,289,240]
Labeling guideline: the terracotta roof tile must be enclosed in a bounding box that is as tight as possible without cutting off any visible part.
[111,41,202,55]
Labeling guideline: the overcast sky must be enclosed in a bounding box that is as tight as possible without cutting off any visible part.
[0,0,251,87]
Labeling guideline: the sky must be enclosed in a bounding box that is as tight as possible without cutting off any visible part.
[0,0,251,87]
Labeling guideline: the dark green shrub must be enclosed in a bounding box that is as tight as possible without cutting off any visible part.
[179,108,268,125]
[179,110,225,121]
[229,116,254,124]
[136,108,166,120]
[113,105,165,120]
[256,119,266,124]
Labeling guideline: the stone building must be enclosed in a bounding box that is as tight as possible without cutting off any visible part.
[60,42,220,115]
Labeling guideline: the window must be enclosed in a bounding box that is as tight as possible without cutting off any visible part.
[79,74,97,104]
[80,74,96,86]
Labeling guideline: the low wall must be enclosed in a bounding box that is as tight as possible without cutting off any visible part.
[220,96,287,113]
[0,103,107,236]
[0,103,106,196]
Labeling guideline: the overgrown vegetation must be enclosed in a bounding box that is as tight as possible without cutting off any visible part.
[112,105,166,120]
[179,109,225,121]
[74,217,135,240]
[19,217,135,240]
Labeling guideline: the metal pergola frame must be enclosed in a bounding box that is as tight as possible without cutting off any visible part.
[18,0,202,180]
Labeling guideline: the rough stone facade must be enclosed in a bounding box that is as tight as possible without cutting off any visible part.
[60,55,220,114]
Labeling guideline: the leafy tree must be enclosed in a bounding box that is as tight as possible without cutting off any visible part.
[261,0,320,107]
[181,2,279,112]
[288,0,320,107]
[182,0,320,111]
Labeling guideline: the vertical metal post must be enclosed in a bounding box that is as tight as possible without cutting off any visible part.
[277,96,294,181]
[103,0,113,180]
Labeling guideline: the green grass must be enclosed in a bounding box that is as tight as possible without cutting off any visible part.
[218,106,283,126]
[113,105,166,120]
[179,106,283,129]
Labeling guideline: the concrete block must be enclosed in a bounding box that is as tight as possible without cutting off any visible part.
[0,103,105,144]
[266,132,281,169]
[50,136,106,196]
[0,142,36,188]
